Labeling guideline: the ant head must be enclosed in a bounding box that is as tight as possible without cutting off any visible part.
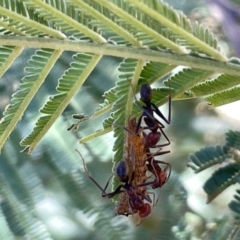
[115,160,129,182]
[140,84,152,103]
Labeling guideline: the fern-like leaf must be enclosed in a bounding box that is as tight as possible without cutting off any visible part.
[127,0,226,61]
[91,62,174,123]
[0,46,23,78]
[203,163,240,203]
[191,74,240,97]
[229,189,240,218]
[96,0,184,52]
[205,86,240,107]
[68,0,141,46]
[0,208,15,240]
[0,183,52,239]
[139,61,173,85]
[165,68,213,100]
[21,53,101,152]
[22,0,106,42]
[188,145,230,173]
[0,49,61,152]
[0,3,64,38]
[225,131,240,150]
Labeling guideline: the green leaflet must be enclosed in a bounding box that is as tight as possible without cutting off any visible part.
[0,3,64,38]
[205,86,240,107]
[189,130,240,212]
[188,146,230,173]
[191,74,240,96]
[127,0,225,60]
[20,53,102,152]
[0,182,52,239]
[0,46,23,78]
[204,163,240,203]
[0,49,61,152]
[225,130,240,150]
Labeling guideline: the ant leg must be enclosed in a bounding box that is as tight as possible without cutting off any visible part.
[151,160,171,188]
[135,114,144,134]
[151,75,172,125]
[76,149,115,197]
[137,156,160,188]
[150,93,171,125]
[135,191,152,204]
[157,123,171,147]
[147,191,156,206]
[127,196,139,215]
[146,149,170,158]
[152,160,171,182]
[144,149,171,188]
[104,185,124,198]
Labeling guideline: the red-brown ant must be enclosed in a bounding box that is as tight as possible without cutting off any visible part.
[115,118,153,218]
[135,82,171,149]
[75,149,152,218]
[135,82,172,189]
[124,118,171,195]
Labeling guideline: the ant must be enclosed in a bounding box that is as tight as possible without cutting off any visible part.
[135,82,171,149]
[142,130,171,189]
[123,117,171,189]
[135,81,172,189]
[115,118,157,218]
[75,149,152,218]
[125,118,171,193]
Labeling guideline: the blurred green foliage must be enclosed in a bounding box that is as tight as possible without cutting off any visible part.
[0,1,240,240]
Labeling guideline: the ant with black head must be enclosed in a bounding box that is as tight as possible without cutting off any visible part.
[75,149,152,218]
[135,78,172,149]
[133,77,172,190]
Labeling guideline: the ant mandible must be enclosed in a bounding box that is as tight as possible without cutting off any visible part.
[75,149,152,218]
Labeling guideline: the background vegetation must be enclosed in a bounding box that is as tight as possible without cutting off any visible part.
[0,0,240,239]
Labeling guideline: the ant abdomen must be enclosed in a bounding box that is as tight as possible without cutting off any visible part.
[138,203,151,218]
[145,131,161,147]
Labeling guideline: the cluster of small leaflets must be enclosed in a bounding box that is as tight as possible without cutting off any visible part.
[75,83,171,224]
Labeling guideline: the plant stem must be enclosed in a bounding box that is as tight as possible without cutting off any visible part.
[0,36,239,76]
